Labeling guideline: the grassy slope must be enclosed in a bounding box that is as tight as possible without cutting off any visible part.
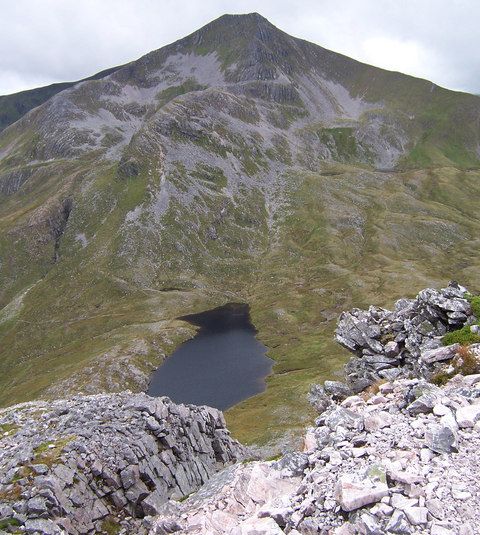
[226,165,480,445]
[2,120,480,447]
[1,14,480,447]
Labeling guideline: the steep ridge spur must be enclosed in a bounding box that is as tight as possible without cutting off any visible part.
[0,393,243,534]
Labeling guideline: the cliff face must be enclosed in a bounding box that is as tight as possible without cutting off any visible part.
[0,393,244,534]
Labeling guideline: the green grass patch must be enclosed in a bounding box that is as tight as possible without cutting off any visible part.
[33,436,75,467]
[467,295,480,318]
[0,423,19,435]
[443,326,480,346]
[0,518,21,530]
[442,294,480,346]
[100,517,122,535]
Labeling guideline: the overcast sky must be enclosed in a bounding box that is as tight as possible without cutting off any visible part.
[1,0,479,96]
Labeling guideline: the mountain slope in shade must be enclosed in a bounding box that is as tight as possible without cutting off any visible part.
[1,13,480,446]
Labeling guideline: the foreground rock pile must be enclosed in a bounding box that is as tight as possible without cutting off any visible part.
[0,393,243,534]
[151,374,480,534]
[335,282,476,392]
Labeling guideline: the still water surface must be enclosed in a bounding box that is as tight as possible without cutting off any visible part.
[147,303,273,411]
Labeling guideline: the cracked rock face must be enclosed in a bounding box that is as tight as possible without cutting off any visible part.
[0,392,244,534]
[334,282,475,391]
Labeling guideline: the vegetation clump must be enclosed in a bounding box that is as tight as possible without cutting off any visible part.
[442,326,480,346]
[32,436,75,467]
[432,345,480,385]
[442,293,480,346]
[0,423,19,435]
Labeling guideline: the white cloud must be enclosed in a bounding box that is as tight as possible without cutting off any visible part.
[361,37,429,77]
[0,0,479,95]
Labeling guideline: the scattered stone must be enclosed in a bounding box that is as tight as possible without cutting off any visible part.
[325,407,364,431]
[385,509,412,534]
[324,380,352,400]
[455,403,480,428]
[421,344,460,364]
[425,425,457,454]
[403,506,428,525]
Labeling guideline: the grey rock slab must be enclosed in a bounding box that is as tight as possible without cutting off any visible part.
[324,380,352,400]
[385,509,412,534]
[360,513,384,535]
[420,344,460,364]
[24,518,62,535]
[26,496,48,516]
[455,403,480,428]
[141,490,166,516]
[425,424,457,454]
[407,392,441,415]
[120,465,140,490]
[403,506,428,525]
[364,411,393,431]
[425,498,444,520]
[325,407,364,432]
[0,505,14,521]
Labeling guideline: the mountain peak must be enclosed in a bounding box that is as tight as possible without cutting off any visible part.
[178,11,283,49]
[200,12,274,30]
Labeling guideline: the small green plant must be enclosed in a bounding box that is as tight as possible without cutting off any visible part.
[443,326,480,346]
[0,483,23,502]
[266,453,283,462]
[0,518,21,530]
[10,465,34,482]
[380,332,395,344]
[100,517,121,535]
[33,436,75,467]
[468,295,480,318]
[443,293,480,345]
[0,423,19,435]
[431,370,451,386]
[432,346,480,385]
[455,345,480,375]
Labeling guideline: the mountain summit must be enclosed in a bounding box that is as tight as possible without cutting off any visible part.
[1,14,480,443]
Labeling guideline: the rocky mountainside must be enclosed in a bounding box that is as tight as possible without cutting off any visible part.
[150,374,480,535]
[0,65,122,134]
[1,13,480,444]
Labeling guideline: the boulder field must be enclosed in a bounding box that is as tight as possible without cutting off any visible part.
[152,374,480,534]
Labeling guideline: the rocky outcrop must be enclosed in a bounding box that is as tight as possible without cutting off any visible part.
[334,282,476,392]
[150,374,480,534]
[0,392,244,534]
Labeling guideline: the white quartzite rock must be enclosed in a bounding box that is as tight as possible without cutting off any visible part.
[455,403,480,428]
[334,475,389,512]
